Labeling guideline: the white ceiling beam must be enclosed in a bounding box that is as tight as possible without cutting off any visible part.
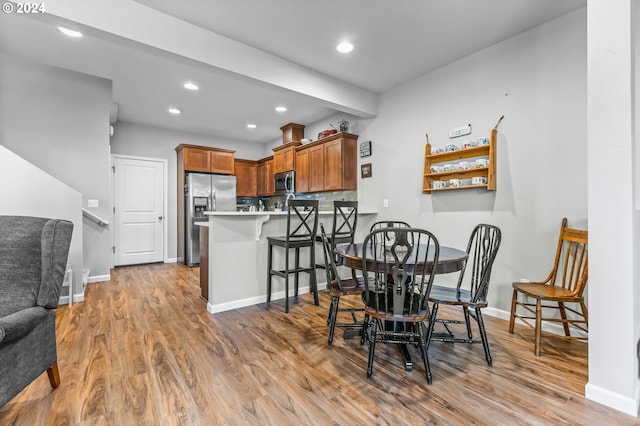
[42,0,378,118]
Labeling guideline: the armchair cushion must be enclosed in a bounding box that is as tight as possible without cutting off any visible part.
[0,306,48,344]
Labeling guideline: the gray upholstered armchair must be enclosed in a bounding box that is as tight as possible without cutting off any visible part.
[0,216,73,407]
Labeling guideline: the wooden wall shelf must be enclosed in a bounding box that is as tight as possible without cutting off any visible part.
[422,128,497,194]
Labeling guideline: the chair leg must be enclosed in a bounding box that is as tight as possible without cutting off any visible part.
[285,247,290,313]
[535,298,542,356]
[425,302,439,350]
[328,296,339,345]
[310,244,319,306]
[558,302,571,336]
[581,301,589,324]
[294,247,300,297]
[463,306,473,339]
[418,323,433,384]
[361,313,370,345]
[508,289,518,334]
[47,361,61,389]
[366,321,378,379]
[267,243,273,303]
[475,307,492,366]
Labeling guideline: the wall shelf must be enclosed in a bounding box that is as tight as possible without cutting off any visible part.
[422,128,497,194]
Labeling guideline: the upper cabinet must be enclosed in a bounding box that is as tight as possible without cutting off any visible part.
[272,141,300,174]
[176,144,236,175]
[234,159,258,197]
[295,133,358,192]
[257,156,274,196]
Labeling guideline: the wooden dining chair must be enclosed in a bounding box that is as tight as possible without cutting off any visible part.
[508,218,588,356]
[426,224,502,366]
[319,223,365,345]
[267,199,320,313]
[361,227,439,383]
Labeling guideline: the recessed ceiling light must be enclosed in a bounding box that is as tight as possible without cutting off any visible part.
[275,106,287,112]
[183,82,199,91]
[168,108,182,115]
[336,41,354,53]
[58,27,83,38]
[247,124,257,129]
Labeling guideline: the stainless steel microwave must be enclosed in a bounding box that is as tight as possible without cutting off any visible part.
[274,170,295,194]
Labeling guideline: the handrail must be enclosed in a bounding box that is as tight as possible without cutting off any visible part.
[82,208,109,227]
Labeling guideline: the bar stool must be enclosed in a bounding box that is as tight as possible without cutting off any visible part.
[315,200,358,272]
[267,199,319,313]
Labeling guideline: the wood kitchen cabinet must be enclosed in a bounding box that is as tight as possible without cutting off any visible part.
[295,149,309,193]
[257,156,274,196]
[308,144,325,192]
[295,133,358,192]
[273,142,300,174]
[177,144,236,175]
[234,159,258,197]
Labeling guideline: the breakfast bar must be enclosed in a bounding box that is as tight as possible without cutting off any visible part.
[202,210,377,313]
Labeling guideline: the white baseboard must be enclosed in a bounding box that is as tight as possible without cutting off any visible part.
[483,306,588,338]
[166,257,177,263]
[207,285,312,314]
[585,381,640,417]
[58,290,85,305]
[88,273,110,283]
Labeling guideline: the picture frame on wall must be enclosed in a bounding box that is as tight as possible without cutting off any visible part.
[361,163,372,178]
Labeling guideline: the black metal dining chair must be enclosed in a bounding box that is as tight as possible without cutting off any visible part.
[369,220,411,233]
[319,223,365,345]
[361,227,440,383]
[316,200,358,270]
[426,224,501,366]
[267,199,319,313]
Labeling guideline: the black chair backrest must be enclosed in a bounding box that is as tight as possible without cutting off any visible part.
[331,201,358,244]
[458,224,501,303]
[319,223,341,291]
[369,220,411,232]
[286,200,319,241]
[362,228,439,317]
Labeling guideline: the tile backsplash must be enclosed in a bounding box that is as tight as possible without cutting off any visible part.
[237,190,357,211]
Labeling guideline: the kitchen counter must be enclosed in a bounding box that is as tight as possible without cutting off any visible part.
[201,208,377,314]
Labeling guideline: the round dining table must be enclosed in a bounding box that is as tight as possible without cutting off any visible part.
[334,242,468,275]
[334,241,469,371]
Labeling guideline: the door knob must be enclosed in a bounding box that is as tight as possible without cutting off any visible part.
[158,216,164,220]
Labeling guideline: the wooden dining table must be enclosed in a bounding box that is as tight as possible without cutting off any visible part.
[334,241,469,370]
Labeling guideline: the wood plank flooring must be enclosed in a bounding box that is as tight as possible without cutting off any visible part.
[1,262,638,425]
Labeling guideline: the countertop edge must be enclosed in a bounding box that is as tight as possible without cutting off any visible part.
[205,210,378,216]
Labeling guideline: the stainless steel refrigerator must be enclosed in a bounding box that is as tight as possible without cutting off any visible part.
[184,172,237,266]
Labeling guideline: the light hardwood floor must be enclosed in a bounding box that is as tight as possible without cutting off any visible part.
[1,262,638,425]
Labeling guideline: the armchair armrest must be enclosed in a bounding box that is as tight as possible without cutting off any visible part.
[0,306,48,344]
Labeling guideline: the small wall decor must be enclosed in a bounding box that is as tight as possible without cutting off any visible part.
[361,163,372,178]
[359,140,372,158]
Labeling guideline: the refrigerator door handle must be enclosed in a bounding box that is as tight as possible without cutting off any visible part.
[211,190,216,212]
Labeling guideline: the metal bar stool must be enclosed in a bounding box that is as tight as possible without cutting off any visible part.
[267,199,320,313]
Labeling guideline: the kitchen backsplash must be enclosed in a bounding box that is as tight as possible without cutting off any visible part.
[237,190,357,211]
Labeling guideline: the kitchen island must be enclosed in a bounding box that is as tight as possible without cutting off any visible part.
[202,209,377,313]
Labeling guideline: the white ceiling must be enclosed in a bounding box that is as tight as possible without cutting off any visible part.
[0,0,585,144]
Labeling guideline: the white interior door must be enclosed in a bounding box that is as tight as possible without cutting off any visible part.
[114,157,164,266]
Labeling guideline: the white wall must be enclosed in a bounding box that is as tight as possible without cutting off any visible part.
[0,145,83,301]
[0,54,113,283]
[586,0,639,415]
[309,10,587,314]
[110,121,267,260]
